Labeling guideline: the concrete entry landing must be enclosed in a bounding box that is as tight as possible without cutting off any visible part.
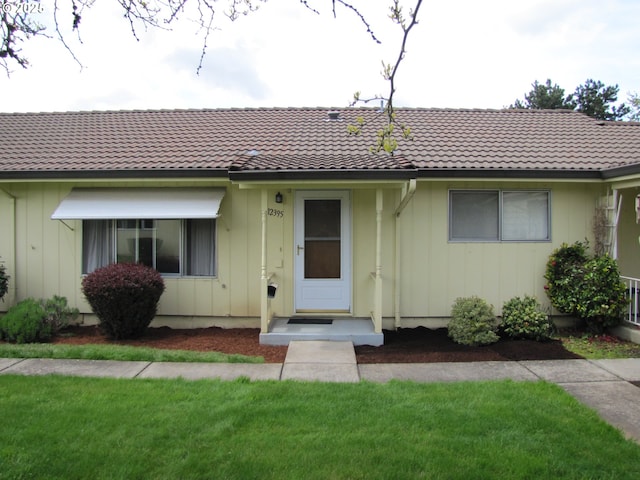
[260,317,383,346]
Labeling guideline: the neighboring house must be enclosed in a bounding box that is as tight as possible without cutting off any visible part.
[2,107,640,345]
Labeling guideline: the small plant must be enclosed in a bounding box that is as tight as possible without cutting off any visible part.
[42,295,79,332]
[544,241,627,334]
[0,298,52,343]
[81,263,165,340]
[448,296,499,346]
[501,295,553,341]
[0,295,79,344]
[0,259,9,302]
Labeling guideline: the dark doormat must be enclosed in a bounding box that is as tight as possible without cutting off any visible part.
[288,318,333,325]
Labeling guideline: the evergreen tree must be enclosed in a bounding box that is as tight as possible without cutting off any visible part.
[572,79,630,121]
[511,79,574,110]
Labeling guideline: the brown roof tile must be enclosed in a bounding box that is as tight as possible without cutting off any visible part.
[231,153,413,171]
[1,107,640,178]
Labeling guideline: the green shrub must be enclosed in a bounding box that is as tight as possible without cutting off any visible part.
[544,241,588,315]
[544,241,627,334]
[0,260,9,302]
[501,295,553,341]
[0,295,79,344]
[448,296,499,346]
[0,298,51,343]
[81,263,165,340]
[42,295,79,332]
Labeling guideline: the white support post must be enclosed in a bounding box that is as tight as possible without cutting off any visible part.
[374,189,383,334]
[260,189,269,334]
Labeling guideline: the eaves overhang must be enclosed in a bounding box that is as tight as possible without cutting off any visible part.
[601,162,640,180]
[0,168,229,181]
[227,168,418,182]
[415,168,604,180]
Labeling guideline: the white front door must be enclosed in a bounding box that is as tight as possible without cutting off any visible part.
[294,191,351,312]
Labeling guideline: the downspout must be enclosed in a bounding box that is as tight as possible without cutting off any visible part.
[393,179,417,329]
[0,187,17,306]
[394,179,417,217]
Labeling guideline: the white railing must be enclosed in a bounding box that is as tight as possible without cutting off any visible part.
[621,276,640,326]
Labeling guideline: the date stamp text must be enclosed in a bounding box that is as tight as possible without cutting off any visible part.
[1,2,45,14]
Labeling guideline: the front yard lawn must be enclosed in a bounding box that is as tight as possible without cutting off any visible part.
[0,342,262,363]
[559,332,640,359]
[1,376,639,479]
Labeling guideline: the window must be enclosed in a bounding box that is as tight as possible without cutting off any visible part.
[82,219,216,276]
[449,190,550,242]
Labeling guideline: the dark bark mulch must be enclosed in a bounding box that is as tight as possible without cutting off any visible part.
[355,327,583,363]
[53,325,582,364]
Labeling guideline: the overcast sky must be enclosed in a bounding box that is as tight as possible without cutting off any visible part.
[1,0,639,113]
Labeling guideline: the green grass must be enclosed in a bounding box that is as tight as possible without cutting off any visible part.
[558,333,640,359]
[1,376,639,479]
[0,342,263,363]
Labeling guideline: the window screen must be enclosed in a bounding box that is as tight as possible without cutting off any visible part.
[449,190,550,242]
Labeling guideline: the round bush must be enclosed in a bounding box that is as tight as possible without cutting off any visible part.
[544,241,588,315]
[545,241,627,333]
[82,263,165,340]
[448,296,499,346]
[0,298,52,343]
[501,295,553,341]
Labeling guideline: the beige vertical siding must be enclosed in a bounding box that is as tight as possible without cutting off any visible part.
[0,188,16,309]
[0,182,262,322]
[350,189,396,318]
[11,183,80,305]
[397,181,601,318]
[616,188,640,278]
[0,180,603,324]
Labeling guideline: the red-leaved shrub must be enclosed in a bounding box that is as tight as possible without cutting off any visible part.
[81,263,165,339]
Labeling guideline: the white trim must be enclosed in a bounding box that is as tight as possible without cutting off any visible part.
[52,187,225,220]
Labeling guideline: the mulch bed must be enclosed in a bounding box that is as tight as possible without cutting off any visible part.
[355,327,583,363]
[52,325,584,364]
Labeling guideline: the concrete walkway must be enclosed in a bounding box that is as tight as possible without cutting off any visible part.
[2,341,640,443]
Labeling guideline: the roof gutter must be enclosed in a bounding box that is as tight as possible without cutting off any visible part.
[0,169,229,180]
[228,169,417,182]
[416,168,604,180]
[601,163,640,180]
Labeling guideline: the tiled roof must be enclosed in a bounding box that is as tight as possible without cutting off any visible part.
[1,107,640,178]
[230,153,414,171]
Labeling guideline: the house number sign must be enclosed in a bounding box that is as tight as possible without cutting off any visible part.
[268,208,284,218]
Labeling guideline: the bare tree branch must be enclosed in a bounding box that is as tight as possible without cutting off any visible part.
[0,0,422,138]
[0,0,259,73]
[348,0,424,154]
[53,0,83,71]
[333,0,380,43]
[0,1,47,74]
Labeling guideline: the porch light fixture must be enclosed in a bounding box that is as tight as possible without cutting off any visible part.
[275,192,283,204]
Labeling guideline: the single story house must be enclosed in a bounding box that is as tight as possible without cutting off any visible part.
[2,107,640,345]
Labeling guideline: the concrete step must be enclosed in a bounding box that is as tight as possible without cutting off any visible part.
[260,318,383,346]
